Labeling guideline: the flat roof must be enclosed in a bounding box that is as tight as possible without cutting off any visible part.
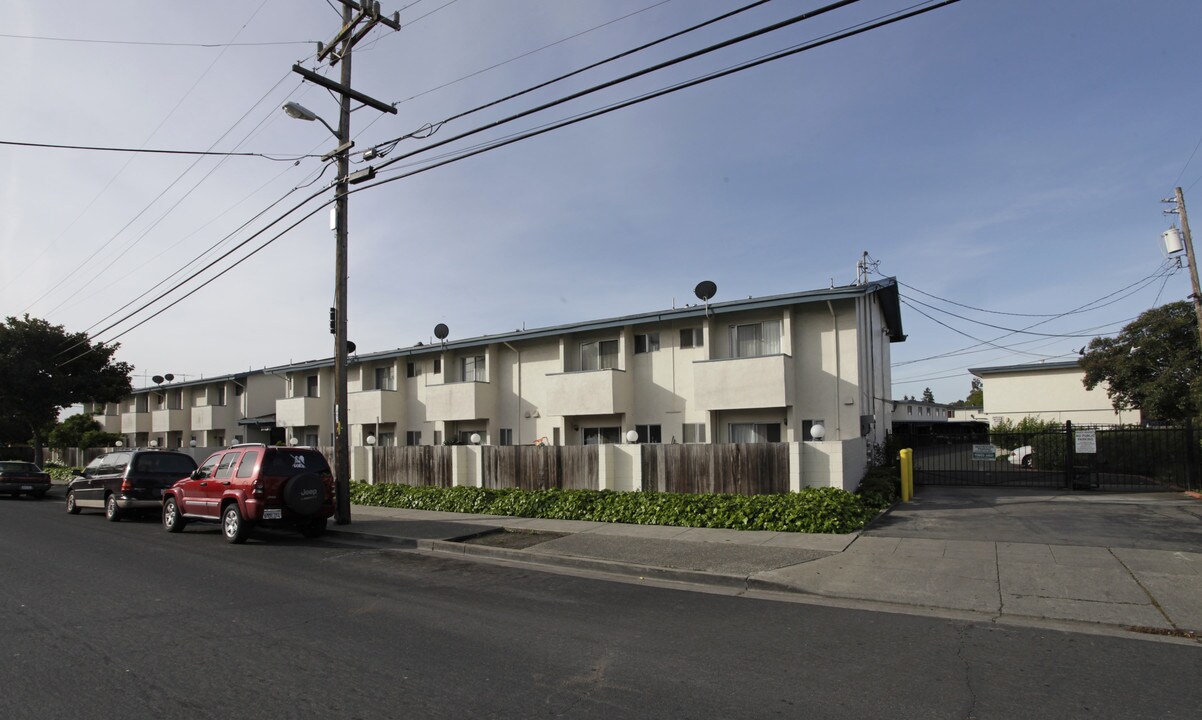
[969,360,1081,377]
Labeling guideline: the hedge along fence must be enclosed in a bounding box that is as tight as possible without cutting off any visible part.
[350,482,885,534]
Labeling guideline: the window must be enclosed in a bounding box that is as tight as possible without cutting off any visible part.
[500,428,513,446]
[377,432,395,447]
[907,406,913,416]
[195,454,221,480]
[552,428,561,446]
[213,435,224,447]
[682,423,706,443]
[214,386,227,406]
[635,424,661,443]
[728,423,781,443]
[406,361,421,378]
[134,395,148,413]
[236,451,260,478]
[304,432,319,447]
[461,355,486,382]
[406,431,422,446]
[580,339,619,371]
[729,320,781,358]
[214,452,240,480]
[433,357,442,374]
[679,328,704,349]
[375,365,396,391]
[582,427,620,445]
[433,430,443,445]
[306,375,319,398]
[634,333,660,354]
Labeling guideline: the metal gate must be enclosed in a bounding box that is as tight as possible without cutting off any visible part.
[895,422,1202,492]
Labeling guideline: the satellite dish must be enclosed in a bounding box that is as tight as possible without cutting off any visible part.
[152,375,164,385]
[163,373,175,382]
[693,280,717,316]
[434,323,449,340]
[346,341,357,354]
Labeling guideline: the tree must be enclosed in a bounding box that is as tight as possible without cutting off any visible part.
[1080,301,1202,422]
[921,387,935,403]
[0,316,132,465]
[965,378,983,407]
[48,413,121,450]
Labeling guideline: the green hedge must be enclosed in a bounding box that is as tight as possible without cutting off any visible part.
[43,464,81,483]
[351,483,884,534]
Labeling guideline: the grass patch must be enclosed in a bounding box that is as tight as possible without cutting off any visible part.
[350,483,885,534]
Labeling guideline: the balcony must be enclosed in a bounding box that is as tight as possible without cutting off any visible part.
[426,381,495,422]
[120,412,150,435]
[349,389,403,425]
[693,354,794,410]
[152,408,188,433]
[93,413,121,434]
[276,396,329,428]
[192,404,236,432]
[544,369,631,417]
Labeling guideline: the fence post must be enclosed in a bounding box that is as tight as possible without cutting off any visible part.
[1186,418,1199,492]
[899,448,913,502]
[1063,420,1074,492]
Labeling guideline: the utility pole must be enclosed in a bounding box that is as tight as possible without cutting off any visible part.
[1166,187,1202,353]
[292,1,400,525]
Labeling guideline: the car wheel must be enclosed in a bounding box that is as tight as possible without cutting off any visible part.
[1021,455,1033,468]
[222,504,249,544]
[104,494,122,522]
[66,490,81,514]
[162,497,186,533]
[298,518,327,539]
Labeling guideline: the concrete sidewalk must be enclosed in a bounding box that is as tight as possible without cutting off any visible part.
[331,496,1202,642]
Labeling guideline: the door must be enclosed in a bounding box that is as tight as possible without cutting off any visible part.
[177,452,223,517]
[75,455,108,508]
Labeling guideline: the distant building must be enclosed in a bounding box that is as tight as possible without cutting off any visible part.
[968,361,1138,426]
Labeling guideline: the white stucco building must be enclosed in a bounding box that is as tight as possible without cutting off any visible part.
[968,361,1140,426]
[96,279,906,489]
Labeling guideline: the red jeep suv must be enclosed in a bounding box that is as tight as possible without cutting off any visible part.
[162,444,333,543]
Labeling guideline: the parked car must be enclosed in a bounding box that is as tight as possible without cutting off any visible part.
[0,461,51,499]
[1009,446,1034,468]
[65,449,198,521]
[162,444,334,544]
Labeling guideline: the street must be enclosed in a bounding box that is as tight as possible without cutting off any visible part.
[2,496,1199,720]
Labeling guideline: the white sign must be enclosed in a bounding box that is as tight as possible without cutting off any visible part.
[972,444,995,461]
[1075,429,1097,454]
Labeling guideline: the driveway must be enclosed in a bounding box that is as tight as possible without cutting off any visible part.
[867,486,1202,552]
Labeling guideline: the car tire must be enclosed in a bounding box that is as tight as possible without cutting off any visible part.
[1021,455,1033,468]
[66,490,81,514]
[299,518,327,539]
[222,504,249,544]
[163,497,186,533]
[104,494,122,522]
[282,473,325,517]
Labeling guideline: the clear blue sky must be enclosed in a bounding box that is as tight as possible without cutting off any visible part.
[3,0,1201,405]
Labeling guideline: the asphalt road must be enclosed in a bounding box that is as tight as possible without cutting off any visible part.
[2,495,1199,720]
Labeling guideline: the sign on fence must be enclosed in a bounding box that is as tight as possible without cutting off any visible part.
[1074,429,1097,454]
[972,444,995,461]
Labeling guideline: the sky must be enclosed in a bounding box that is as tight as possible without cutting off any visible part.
[3,0,1202,406]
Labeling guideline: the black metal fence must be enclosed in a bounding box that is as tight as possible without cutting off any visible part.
[892,421,1202,492]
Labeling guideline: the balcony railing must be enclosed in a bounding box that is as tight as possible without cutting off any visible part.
[693,354,794,410]
[276,396,329,428]
[151,408,188,433]
[349,389,403,425]
[120,412,151,434]
[543,369,631,417]
[191,404,237,432]
[426,381,494,422]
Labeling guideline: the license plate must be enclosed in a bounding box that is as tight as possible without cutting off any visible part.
[20,485,32,490]
[264,508,282,520]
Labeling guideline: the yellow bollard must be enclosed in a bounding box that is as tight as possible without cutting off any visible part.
[899,448,914,502]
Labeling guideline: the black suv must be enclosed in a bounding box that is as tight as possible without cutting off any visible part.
[66,449,198,521]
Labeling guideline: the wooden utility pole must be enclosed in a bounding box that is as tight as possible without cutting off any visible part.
[1173,187,1202,354]
[293,1,400,525]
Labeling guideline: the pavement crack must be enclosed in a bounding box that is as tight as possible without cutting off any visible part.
[955,624,979,720]
[1109,548,1180,632]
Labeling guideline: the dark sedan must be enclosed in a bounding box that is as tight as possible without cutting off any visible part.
[0,461,51,499]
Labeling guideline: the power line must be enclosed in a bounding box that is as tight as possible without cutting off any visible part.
[0,139,314,160]
[0,32,314,47]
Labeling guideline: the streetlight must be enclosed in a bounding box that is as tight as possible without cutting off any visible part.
[282,98,352,525]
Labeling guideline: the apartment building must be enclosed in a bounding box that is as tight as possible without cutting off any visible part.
[97,280,904,483]
[969,361,1139,426]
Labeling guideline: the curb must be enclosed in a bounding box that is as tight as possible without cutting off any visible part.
[422,538,752,590]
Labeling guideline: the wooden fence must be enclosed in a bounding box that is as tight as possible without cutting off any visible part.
[372,446,454,487]
[641,443,790,495]
[482,446,599,490]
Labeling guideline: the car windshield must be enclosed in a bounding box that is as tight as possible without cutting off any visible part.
[262,449,330,477]
[133,453,198,474]
[0,462,40,473]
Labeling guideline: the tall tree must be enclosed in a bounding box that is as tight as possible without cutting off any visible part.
[1080,301,1202,422]
[921,387,935,403]
[0,316,132,464]
[965,378,983,407]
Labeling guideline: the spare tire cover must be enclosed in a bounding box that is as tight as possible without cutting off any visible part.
[283,473,325,516]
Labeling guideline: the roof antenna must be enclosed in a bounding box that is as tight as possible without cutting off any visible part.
[694,280,717,317]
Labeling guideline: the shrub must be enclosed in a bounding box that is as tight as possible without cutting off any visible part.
[44,465,80,483]
[856,466,900,508]
[350,483,881,534]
